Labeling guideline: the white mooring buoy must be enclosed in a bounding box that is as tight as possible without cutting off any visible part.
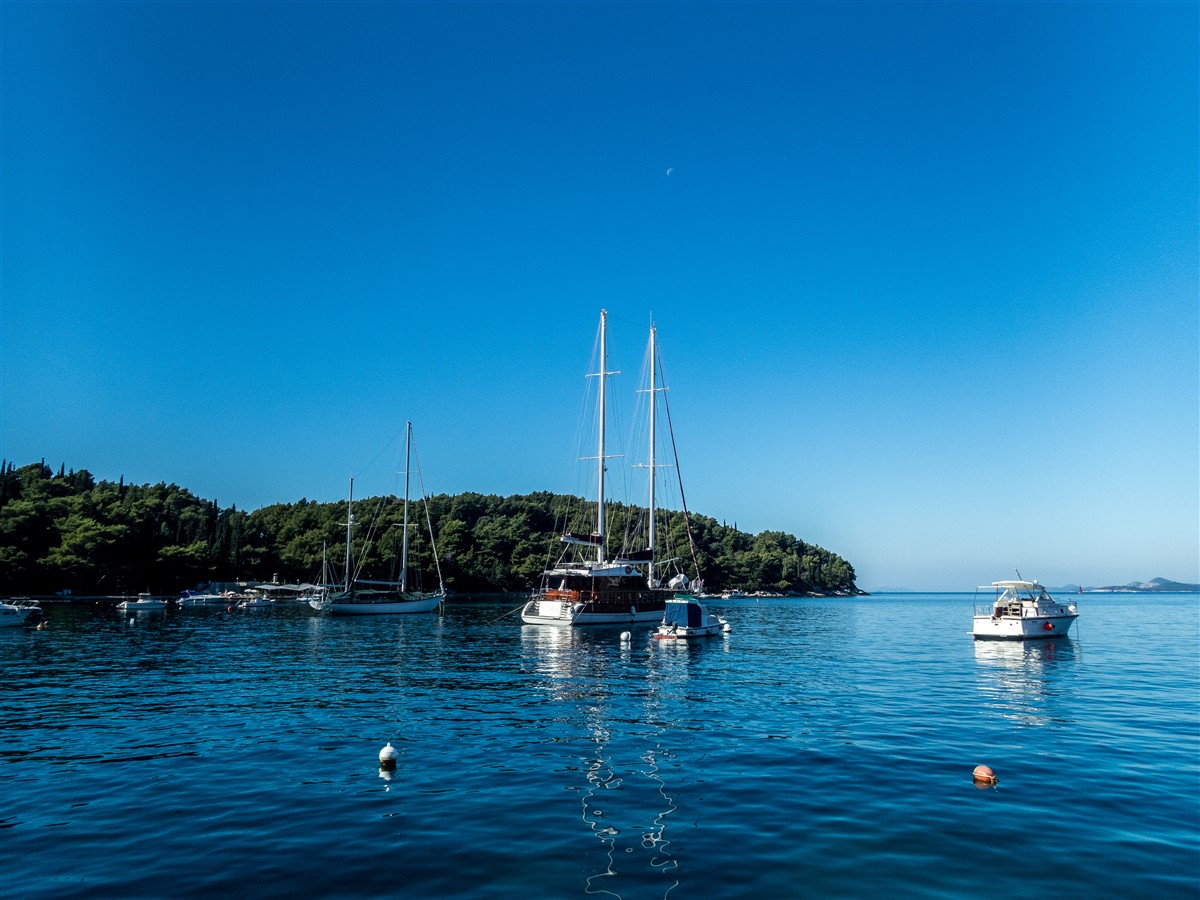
[620,631,631,643]
[379,742,398,770]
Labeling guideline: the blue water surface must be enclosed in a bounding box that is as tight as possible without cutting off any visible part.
[1,593,1197,898]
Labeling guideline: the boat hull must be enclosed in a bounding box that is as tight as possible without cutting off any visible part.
[972,613,1077,640]
[520,598,665,626]
[0,604,37,626]
[310,593,443,615]
[653,620,728,640]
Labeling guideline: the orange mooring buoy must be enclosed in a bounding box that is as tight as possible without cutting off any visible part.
[973,764,998,785]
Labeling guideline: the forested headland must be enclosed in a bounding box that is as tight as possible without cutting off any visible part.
[0,461,861,597]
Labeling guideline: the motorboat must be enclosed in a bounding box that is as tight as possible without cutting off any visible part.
[178,591,230,606]
[522,311,712,628]
[0,598,40,627]
[653,595,730,640]
[237,595,274,608]
[117,593,167,611]
[972,580,1078,640]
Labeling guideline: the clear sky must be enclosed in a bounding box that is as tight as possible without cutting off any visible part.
[2,1,1197,591]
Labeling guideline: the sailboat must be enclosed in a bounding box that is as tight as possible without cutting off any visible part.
[521,311,704,627]
[310,422,445,615]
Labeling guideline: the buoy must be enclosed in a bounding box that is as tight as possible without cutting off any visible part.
[973,764,998,785]
[379,742,398,770]
[1043,622,1055,631]
[620,631,631,642]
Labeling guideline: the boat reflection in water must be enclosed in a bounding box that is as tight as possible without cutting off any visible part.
[972,637,1078,727]
[520,625,683,898]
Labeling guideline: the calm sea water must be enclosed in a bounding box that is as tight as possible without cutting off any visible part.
[1,593,1197,899]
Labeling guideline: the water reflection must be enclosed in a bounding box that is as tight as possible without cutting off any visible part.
[520,624,682,899]
[973,639,1078,727]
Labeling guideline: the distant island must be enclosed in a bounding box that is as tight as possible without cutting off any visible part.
[0,460,863,598]
[1054,577,1200,594]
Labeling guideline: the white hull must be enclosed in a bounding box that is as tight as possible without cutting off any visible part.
[0,603,38,626]
[653,620,729,640]
[973,579,1079,640]
[118,599,167,611]
[972,613,1077,640]
[178,594,230,606]
[311,593,443,615]
[521,599,664,626]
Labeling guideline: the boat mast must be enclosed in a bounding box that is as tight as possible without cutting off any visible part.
[401,421,412,591]
[595,310,608,563]
[344,478,354,591]
[647,323,657,586]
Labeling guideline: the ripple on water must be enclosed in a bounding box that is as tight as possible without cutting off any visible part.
[0,596,1197,898]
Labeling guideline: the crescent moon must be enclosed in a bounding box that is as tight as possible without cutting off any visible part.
[666,167,673,176]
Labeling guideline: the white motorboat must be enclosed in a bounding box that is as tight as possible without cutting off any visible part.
[522,311,712,628]
[310,422,446,616]
[178,591,230,606]
[0,598,40,627]
[237,595,274,608]
[117,593,167,611]
[653,595,731,640]
[972,579,1078,640]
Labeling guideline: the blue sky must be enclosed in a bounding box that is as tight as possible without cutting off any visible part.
[2,1,1196,591]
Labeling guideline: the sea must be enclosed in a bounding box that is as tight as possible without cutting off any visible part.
[1,592,1197,899]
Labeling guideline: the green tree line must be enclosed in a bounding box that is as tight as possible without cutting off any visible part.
[0,460,861,597]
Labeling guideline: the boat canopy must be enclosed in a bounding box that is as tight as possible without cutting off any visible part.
[615,549,653,563]
[663,600,704,629]
[548,561,643,578]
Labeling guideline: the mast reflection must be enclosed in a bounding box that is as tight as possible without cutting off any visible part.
[520,625,682,898]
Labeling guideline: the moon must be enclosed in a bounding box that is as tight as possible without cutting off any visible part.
[666,167,673,176]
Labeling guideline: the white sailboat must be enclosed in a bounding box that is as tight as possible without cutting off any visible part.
[310,422,445,615]
[521,311,707,627]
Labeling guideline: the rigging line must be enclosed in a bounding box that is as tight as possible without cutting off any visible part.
[658,351,703,581]
[410,435,445,594]
[488,603,529,624]
[352,421,410,483]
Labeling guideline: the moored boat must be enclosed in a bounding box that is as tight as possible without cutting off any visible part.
[310,422,445,616]
[653,595,730,640]
[522,311,711,628]
[178,590,231,606]
[972,579,1078,640]
[237,595,274,608]
[0,598,40,627]
[117,593,167,611]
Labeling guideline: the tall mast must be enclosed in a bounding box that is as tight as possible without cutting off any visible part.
[401,421,412,591]
[344,477,354,591]
[647,323,657,585]
[596,309,608,563]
